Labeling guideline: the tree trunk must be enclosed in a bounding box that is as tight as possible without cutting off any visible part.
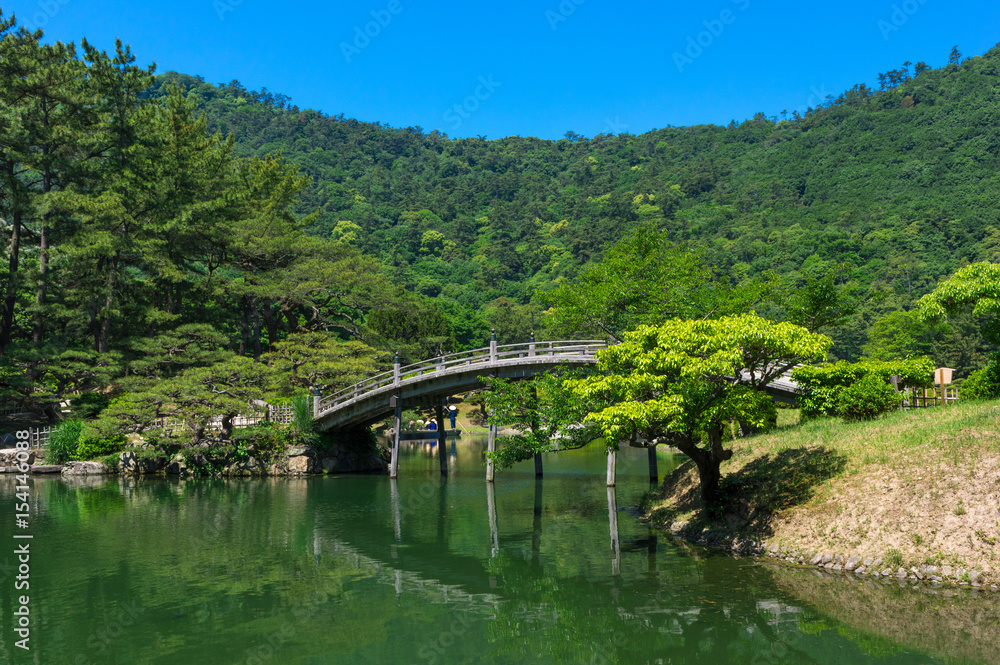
[239,296,251,356]
[262,299,278,352]
[0,209,22,352]
[675,427,732,513]
[33,216,48,344]
[692,451,722,509]
[97,253,119,353]
[251,297,262,360]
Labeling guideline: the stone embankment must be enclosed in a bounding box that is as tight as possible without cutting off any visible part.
[0,443,387,478]
[657,518,997,592]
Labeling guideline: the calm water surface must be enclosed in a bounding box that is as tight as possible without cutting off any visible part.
[1,436,996,664]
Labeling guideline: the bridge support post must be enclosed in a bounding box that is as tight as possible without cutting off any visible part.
[606,448,616,487]
[534,452,543,477]
[486,423,496,482]
[436,403,447,476]
[487,482,499,556]
[648,445,659,484]
[608,486,620,576]
[489,329,497,363]
[390,403,401,479]
[390,478,401,541]
[312,386,320,419]
[529,331,535,357]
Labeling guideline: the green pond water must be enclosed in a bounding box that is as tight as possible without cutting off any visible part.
[1,436,997,664]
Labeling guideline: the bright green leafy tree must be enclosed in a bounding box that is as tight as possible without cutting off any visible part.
[481,366,598,470]
[566,314,830,509]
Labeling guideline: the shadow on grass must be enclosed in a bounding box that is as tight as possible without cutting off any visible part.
[652,446,848,541]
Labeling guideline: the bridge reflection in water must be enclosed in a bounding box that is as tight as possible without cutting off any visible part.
[372,435,666,582]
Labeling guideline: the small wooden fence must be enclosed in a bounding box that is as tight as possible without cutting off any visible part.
[901,386,960,409]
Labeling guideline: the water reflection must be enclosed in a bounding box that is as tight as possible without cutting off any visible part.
[0,437,990,664]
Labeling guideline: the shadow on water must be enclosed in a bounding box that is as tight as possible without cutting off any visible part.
[661,446,848,538]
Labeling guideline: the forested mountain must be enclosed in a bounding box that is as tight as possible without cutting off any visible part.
[1,9,997,414]
[148,43,1000,364]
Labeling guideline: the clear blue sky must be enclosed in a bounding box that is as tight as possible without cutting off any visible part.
[6,0,1000,139]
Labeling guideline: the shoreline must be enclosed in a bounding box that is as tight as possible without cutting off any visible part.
[641,400,1000,592]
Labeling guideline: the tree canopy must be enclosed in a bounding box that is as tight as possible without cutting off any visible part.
[566,314,830,508]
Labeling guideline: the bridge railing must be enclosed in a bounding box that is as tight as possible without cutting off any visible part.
[316,340,608,416]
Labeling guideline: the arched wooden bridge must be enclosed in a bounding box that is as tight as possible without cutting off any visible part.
[310,337,804,484]
[312,338,607,431]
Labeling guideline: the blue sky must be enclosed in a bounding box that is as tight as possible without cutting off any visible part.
[6,0,1000,139]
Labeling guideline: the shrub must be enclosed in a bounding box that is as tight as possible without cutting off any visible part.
[837,374,903,421]
[793,357,933,418]
[74,430,128,460]
[960,357,1000,400]
[48,419,83,464]
[231,423,295,465]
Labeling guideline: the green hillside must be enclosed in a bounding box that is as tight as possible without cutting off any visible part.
[148,44,1000,363]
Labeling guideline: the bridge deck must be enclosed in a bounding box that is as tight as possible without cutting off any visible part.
[314,341,606,431]
[313,340,802,432]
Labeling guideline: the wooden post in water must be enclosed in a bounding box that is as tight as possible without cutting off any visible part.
[436,402,447,476]
[486,482,499,556]
[531,479,542,566]
[390,478,402,542]
[606,448,616,487]
[608,486,620,576]
[648,445,658,484]
[486,422,497,482]
[390,400,402,479]
[532,385,543,476]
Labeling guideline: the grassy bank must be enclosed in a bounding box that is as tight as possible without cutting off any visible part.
[644,400,1000,581]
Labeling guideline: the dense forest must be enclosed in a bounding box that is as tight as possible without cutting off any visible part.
[1,7,998,418]
[147,43,1000,362]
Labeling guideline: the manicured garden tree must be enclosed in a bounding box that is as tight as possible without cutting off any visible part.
[261,332,385,398]
[565,314,830,510]
[92,355,272,442]
[480,366,598,470]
